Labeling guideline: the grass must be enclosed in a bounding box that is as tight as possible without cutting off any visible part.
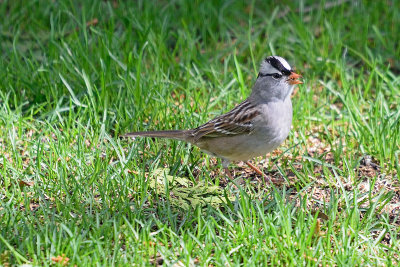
[1,0,399,265]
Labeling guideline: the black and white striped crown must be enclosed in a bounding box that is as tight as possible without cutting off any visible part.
[260,56,292,76]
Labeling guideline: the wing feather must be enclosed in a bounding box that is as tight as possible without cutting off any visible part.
[191,100,260,141]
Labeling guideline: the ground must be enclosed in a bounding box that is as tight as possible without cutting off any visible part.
[0,0,399,265]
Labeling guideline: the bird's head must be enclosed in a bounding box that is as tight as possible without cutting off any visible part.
[253,56,302,101]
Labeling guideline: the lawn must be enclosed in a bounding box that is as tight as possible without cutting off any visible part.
[1,0,399,265]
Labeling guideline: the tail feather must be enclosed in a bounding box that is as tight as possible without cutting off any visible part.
[123,130,191,141]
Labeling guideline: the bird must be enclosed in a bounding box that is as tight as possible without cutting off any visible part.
[123,56,302,183]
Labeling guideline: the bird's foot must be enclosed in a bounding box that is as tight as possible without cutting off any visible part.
[245,161,284,186]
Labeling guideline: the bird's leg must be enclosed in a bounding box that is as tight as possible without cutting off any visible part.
[224,167,234,180]
[245,161,272,184]
[222,159,233,182]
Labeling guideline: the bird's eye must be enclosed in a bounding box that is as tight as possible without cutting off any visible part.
[272,73,282,79]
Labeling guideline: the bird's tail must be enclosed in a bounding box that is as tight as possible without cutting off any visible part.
[122,130,192,141]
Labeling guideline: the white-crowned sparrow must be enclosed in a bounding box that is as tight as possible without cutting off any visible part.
[124,56,302,183]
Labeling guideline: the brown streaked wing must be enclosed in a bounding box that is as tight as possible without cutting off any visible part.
[192,100,260,141]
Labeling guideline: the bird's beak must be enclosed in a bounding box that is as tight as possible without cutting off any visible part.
[288,72,303,85]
